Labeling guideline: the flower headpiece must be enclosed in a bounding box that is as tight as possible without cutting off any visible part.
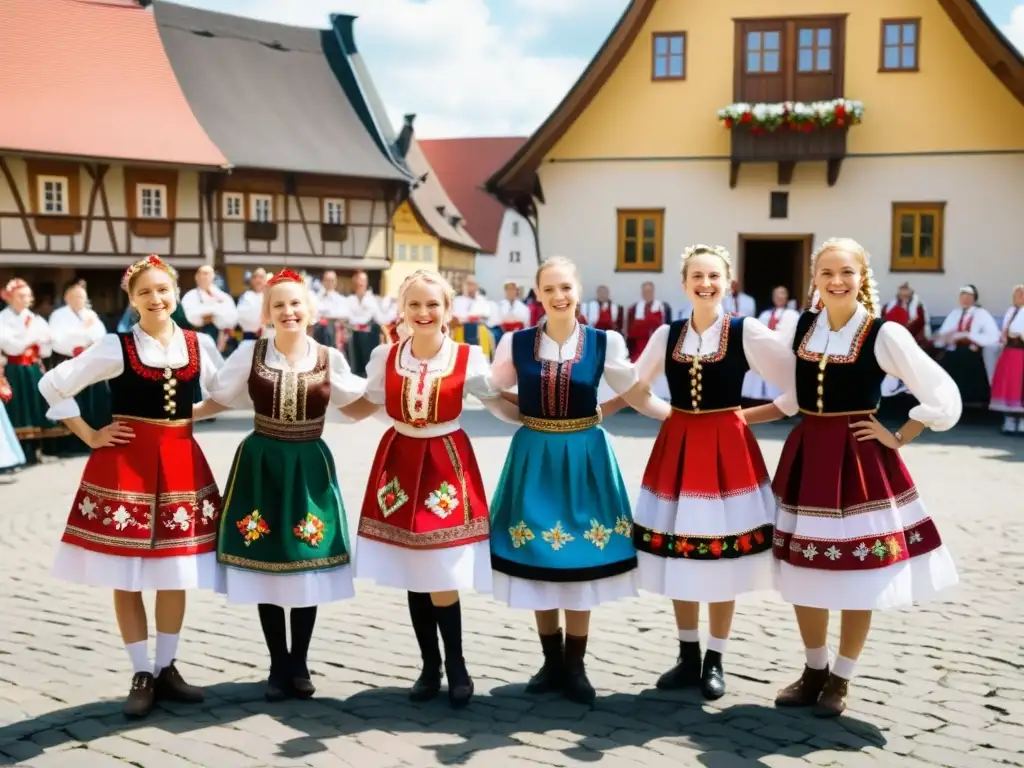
[1,278,28,302]
[268,268,304,286]
[121,255,177,292]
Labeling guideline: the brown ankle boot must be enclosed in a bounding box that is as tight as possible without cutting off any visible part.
[775,665,830,707]
[814,673,849,718]
[123,672,156,719]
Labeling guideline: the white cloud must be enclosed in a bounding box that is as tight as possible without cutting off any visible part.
[211,0,591,138]
[1004,4,1024,52]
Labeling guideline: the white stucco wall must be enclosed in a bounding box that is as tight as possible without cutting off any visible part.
[536,153,1024,319]
[475,209,540,297]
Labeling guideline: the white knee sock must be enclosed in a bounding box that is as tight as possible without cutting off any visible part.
[678,628,700,643]
[1004,416,1017,431]
[154,632,179,673]
[805,645,829,670]
[125,640,150,674]
[832,654,857,680]
[706,636,728,654]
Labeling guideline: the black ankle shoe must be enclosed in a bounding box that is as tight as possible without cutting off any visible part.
[409,662,443,702]
[564,634,596,705]
[265,666,291,702]
[656,641,702,690]
[700,649,726,700]
[526,630,566,693]
[290,657,315,699]
[445,657,473,709]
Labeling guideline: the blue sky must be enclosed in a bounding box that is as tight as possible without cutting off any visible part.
[175,0,1023,138]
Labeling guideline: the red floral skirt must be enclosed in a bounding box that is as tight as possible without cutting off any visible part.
[358,427,489,549]
[771,413,942,572]
[990,346,1024,412]
[63,417,222,558]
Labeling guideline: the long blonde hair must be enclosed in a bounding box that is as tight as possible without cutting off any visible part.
[397,269,456,335]
[811,237,879,316]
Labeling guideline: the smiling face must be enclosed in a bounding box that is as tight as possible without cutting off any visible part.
[265,281,310,332]
[813,247,862,313]
[537,263,579,319]
[130,267,176,322]
[402,279,448,337]
[683,251,730,308]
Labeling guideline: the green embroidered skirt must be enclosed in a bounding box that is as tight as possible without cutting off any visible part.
[214,433,354,607]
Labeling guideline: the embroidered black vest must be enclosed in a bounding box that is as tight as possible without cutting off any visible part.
[665,316,748,412]
[793,310,886,414]
[108,331,201,420]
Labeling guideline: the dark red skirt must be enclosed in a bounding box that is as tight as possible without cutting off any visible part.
[642,409,769,500]
[771,413,942,571]
[358,428,489,549]
[63,417,222,558]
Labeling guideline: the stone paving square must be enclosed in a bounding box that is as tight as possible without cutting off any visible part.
[0,409,1022,767]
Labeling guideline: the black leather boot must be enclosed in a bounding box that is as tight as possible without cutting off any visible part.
[525,629,566,693]
[407,591,442,702]
[563,633,596,705]
[700,649,726,700]
[655,640,702,690]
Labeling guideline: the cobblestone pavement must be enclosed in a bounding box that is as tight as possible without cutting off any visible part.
[1,409,1022,767]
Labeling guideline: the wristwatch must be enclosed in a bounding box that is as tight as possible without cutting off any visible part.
[893,430,904,444]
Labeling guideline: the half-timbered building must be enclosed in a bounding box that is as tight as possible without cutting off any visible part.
[0,0,228,319]
[153,2,410,295]
[487,0,1024,317]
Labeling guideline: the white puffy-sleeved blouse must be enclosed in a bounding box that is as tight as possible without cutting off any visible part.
[37,325,219,422]
[364,336,515,436]
[180,287,239,331]
[774,304,962,431]
[235,290,264,334]
[636,308,796,395]
[489,323,639,396]
[1001,306,1024,340]
[935,306,1001,350]
[0,307,52,358]
[207,337,365,414]
[48,306,106,357]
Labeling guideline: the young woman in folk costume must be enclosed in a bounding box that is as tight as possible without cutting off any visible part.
[744,238,961,717]
[196,269,371,700]
[932,285,1000,408]
[989,285,1024,434]
[37,255,224,719]
[354,269,518,708]
[605,245,795,700]
[488,256,660,705]
[0,278,65,463]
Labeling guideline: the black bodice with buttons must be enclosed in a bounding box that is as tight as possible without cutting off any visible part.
[108,331,201,420]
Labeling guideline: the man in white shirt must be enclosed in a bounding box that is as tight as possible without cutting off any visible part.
[492,279,530,344]
[313,270,349,350]
[723,279,756,317]
[180,265,238,351]
[584,285,623,333]
[345,270,382,376]
[451,276,493,348]
[235,268,269,351]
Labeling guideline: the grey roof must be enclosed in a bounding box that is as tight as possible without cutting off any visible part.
[153,2,407,181]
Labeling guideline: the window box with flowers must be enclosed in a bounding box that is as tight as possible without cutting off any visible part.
[718,99,864,187]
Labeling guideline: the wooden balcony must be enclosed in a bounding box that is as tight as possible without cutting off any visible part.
[245,221,278,241]
[729,125,849,188]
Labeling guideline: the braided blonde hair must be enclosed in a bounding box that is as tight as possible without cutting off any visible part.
[811,237,879,317]
[397,269,455,335]
[680,244,733,279]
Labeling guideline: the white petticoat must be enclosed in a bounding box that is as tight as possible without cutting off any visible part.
[490,570,638,611]
[212,564,355,608]
[51,542,219,592]
[634,484,778,602]
[354,537,492,593]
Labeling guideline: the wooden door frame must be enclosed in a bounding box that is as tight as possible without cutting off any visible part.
[737,233,814,306]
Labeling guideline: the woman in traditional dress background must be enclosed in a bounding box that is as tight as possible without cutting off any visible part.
[0,278,64,464]
[199,269,371,701]
[47,280,111,456]
[932,285,999,408]
[354,269,517,709]
[610,245,794,700]
[741,285,801,403]
[744,237,961,718]
[488,256,659,705]
[989,284,1024,434]
[37,255,223,719]
[0,361,27,477]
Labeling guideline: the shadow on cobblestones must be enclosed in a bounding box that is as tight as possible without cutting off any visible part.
[0,680,886,765]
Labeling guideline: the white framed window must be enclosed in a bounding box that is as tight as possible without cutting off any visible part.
[396,243,407,261]
[223,192,243,219]
[422,244,434,263]
[136,184,166,218]
[38,175,69,215]
[509,250,521,263]
[250,193,273,223]
[410,245,420,261]
[323,198,344,225]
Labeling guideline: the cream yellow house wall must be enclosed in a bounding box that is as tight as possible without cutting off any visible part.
[550,0,1024,161]
[381,200,440,296]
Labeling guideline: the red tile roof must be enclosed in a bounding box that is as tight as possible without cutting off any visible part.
[419,137,525,254]
[0,0,227,167]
